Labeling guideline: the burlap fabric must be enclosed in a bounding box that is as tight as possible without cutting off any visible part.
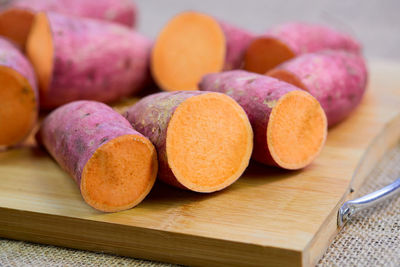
[1,144,400,266]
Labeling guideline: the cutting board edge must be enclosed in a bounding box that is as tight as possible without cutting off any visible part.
[302,112,400,267]
[0,206,303,267]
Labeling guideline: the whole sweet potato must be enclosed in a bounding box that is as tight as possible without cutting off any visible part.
[0,0,137,48]
[26,12,151,109]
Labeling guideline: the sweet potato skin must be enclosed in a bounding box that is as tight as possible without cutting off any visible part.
[40,12,151,109]
[0,37,37,98]
[9,0,137,27]
[219,21,254,70]
[198,70,300,165]
[124,91,206,188]
[37,100,146,186]
[0,37,38,147]
[265,22,361,55]
[268,50,368,127]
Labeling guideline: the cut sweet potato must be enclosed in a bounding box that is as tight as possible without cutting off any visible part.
[199,70,327,169]
[267,50,368,127]
[151,11,253,91]
[26,11,151,109]
[37,101,158,212]
[0,8,33,48]
[0,38,38,148]
[244,22,361,74]
[124,91,253,192]
[0,0,137,49]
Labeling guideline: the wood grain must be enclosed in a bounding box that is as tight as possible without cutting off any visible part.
[0,61,399,266]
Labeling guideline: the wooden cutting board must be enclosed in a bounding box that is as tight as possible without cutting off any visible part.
[1,61,400,267]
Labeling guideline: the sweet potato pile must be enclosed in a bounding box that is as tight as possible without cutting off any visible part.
[0,1,368,212]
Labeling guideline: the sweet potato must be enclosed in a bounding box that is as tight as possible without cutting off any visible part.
[26,11,151,109]
[267,50,368,127]
[37,100,158,212]
[244,22,361,74]
[151,11,253,91]
[0,0,137,49]
[124,91,253,192]
[0,37,38,148]
[199,71,327,169]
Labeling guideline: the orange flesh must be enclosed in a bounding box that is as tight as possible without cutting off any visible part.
[267,90,327,170]
[26,12,53,94]
[0,9,34,49]
[81,134,158,212]
[0,66,37,147]
[244,37,296,74]
[166,93,253,192]
[267,69,308,91]
[151,11,226,91]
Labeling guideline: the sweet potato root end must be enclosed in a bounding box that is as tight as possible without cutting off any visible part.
[151,11,226,91]
[0,66,37,147]
[244,37,295,74]
[267,90,327,170]
[166,92,253,192]
[0,8,34,49]
[81,134,158,212]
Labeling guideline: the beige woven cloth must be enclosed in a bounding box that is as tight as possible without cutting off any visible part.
[1,144,400,266]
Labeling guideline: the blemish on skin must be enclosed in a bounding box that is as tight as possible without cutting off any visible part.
[304,74,312,80]
[237,89,245,96]
[105,9,117,20]
[124,58,132,69]
[95,123,100,127]
[226,88,234,96]
[235,76,258,82]
[75,139,85,153]
[21,87,30,94]
[100,137,109,145]
[87,70,96,81]
[346,65,358,76]
[82,113,91,118]
[245,78,257,85]
[213,78,221,88]
[74,162,79,175]
[263,99,277,108]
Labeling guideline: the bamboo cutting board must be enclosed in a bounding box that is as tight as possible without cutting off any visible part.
[0,61,400,267]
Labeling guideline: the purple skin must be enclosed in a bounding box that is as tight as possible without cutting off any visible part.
[199,70,300,165]
[41,12,151,109]
[265,22,361,55]
[219,21,254,70]
[270,50,368,127]
[37,100,145,186]
[124,91,207,188]
[10,0,137,27]
[0,37,38,101]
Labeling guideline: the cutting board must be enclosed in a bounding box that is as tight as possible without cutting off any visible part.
[1,61,400,267]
